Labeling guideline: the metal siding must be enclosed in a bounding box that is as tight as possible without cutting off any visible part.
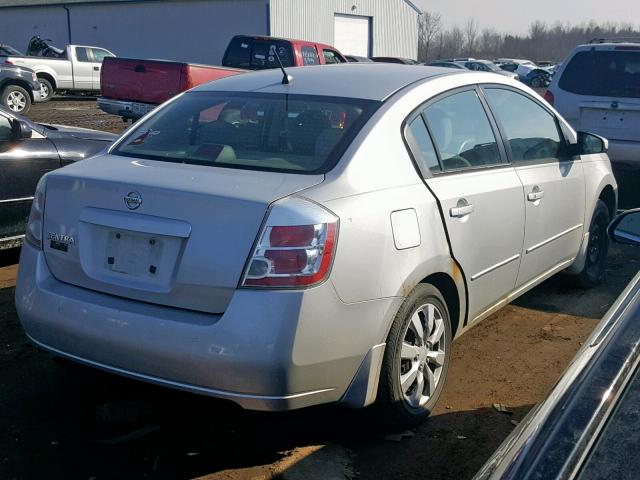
[270,0,418,59]
[0,0,269,64]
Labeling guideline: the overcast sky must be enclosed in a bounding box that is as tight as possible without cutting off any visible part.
[412,0,640,35]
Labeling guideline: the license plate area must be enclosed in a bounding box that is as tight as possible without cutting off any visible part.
[582,108,640,140]
[106,230,163,277]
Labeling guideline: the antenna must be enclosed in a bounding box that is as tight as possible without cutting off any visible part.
[273,49,293,85]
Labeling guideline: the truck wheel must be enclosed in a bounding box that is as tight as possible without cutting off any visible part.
[1,85,32,114]
[376,283,452,429]
[37,78,53,102]
[565,200,610,288]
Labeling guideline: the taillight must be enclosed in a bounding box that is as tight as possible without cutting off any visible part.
[25,176,47,249]
[242,200,338,288]
[544,90,554,106]
[4,59,13,65]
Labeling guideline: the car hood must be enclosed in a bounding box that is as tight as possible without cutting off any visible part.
[40,124,118,142]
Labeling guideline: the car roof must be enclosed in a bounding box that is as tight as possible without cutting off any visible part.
[231,34,337,52]
[576,41,640,50]
[193,64,463,101]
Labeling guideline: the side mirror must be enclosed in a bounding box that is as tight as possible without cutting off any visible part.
[609,209,640,246]
[17,120,32,139]
[574,132,608,155]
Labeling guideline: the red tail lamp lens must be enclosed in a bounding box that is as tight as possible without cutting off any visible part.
[270,225,315,247]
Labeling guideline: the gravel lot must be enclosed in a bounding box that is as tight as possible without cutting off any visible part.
[1,98,639,480]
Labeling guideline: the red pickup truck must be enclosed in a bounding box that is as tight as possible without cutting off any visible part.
[98,35,347,120]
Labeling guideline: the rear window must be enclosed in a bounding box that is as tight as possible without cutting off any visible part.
[560,50,640,98]
[113,92,379,174]
[222,37,294,70]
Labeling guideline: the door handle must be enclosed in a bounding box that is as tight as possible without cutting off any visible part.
[450,200,474,218]
[527,186,545,202]
[93,66,100,71]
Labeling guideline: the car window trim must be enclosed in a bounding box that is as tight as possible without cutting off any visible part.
[402,84,511,178]
[479,83,573,166]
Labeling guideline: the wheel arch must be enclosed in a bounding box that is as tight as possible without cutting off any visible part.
[419,271,462,339]
[599,184,617,220]
[35,71,57,90]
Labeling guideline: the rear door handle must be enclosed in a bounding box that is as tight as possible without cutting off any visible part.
[527,187,545,202]
[450,202,474,218]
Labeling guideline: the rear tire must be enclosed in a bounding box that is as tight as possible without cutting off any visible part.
[1,85,31,114]
[566,200,610,288]
[531,76,543,88]
[37,77,53,102]
[376,283,452,429]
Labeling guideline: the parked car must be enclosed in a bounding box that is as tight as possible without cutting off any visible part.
[15,65,616,428]
[475,209,640,480]
[464,60,519,79]
[99,35,347,121]
[0,106,116,250]
[516,63,553,88]
[495,59,536,72]
[1,37,115,101]
[545,40,640,171]
[0,43,22,57]
[371,56,418,64]
[0,63,42,114]
[426,61,468,69]
[345,55,374,63]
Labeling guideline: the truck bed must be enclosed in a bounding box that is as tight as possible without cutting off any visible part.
[100,57,244,105]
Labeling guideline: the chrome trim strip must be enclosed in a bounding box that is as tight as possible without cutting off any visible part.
[471,254,521,281]
[0,196,34,204]
[526,224,583,254]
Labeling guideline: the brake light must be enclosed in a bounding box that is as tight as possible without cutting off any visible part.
[544,90,554,106]
[25,177,46,249]
[242,199,339,288]
[4,59,13,65]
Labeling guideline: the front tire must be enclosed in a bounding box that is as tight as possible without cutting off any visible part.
[1,85,31,114]
[567,200,610,288]
[38,77,53,102]
[376,283,452,428]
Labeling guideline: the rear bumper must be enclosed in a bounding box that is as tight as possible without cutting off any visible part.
[97,97,156,120]
[608,140,640,168]
[16,241,398,411]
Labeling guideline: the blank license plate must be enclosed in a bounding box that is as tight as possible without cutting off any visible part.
[106,231,161,277]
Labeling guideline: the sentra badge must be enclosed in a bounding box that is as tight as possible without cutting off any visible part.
[48,232,75,252]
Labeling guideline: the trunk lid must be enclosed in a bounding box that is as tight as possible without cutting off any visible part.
[43,155,323,313]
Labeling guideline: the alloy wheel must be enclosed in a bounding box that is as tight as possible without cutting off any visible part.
[399,302,447,408]
[39,80,50,99]
[7,90,27,112]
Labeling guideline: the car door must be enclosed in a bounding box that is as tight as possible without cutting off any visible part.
[406,87,526,322]
[0,113,60,243]
[89,48,113,90]
[482,86,586,291]
[72,46,93,90]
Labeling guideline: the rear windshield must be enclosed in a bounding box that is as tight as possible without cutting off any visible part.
[222,37,295,70]
[113,92,379,174]
[560,50,640,98]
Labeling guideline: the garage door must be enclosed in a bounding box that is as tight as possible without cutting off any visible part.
[334,14,370,57]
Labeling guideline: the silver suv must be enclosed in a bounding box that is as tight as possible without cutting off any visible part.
[16,65,617,427]
[546,40,640,206]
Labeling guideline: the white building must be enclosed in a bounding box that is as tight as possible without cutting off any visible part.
[0,0,421,64]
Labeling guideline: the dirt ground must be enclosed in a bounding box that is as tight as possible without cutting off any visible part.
[1,99,639,480]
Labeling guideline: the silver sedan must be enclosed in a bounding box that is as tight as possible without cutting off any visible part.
[16,64,616,427]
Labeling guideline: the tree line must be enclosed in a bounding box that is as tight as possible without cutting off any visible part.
[418,14,640,63]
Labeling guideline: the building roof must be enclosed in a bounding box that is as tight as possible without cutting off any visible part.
[193,63,459,101]
[0,0,423,13]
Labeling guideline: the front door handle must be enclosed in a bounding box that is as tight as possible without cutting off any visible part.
[93,66,100,71]
[527,186,545,202]
[450,199,474,218]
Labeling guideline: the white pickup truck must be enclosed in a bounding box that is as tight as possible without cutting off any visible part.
[1,44,115,100]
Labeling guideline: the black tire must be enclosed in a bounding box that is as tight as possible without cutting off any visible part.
[1,84,32,114]
[566,200,610,288]
[531,76,543,88]
[37,77,53,102]
[376,283,452,429]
